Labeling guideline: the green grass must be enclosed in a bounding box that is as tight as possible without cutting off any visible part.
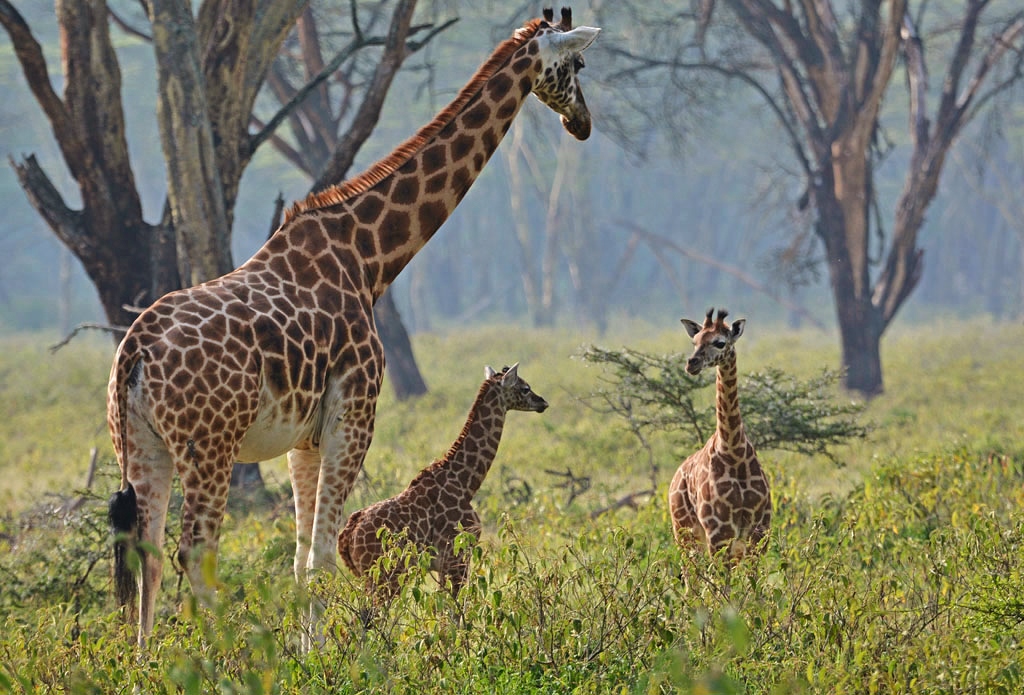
[1,318,1023,693]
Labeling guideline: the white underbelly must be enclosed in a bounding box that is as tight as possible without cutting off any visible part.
[236,405,316,462]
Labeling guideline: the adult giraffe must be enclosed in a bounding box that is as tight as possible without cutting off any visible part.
[107,7,599,647]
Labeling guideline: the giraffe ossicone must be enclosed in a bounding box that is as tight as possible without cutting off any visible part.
[668,308,772,561]
[338,363,548,599]
[106,8,598,648]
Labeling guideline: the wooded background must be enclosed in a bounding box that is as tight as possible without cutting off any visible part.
[1,0,1022,397]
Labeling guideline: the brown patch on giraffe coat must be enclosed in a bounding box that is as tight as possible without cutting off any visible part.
[451,167,472,200]
[379,210,413,253]
[512,56,534,74]
[354,195,385,224]
[354,228,377,258]
[451,134,475,162]
[462,102,491,129]
[486,73,514,101]
[391,176,419,206]
[418,201,447,232]
[421,144,448,175]
[424,172,448,194]
[496,97,519,121]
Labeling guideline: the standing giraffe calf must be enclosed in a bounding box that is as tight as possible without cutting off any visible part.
[339,364,547,597]
[668,308,771,560]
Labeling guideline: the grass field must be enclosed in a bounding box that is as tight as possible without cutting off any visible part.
[1,317,1022,693]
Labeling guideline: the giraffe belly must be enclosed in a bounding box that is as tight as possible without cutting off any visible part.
[236,402,318,461]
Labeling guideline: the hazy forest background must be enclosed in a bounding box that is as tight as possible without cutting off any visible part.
[2,0,1021,360]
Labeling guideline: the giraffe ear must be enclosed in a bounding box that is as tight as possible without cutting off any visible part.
[502,362,520,384]
[681,318,702,338]
[731,319,746,340]
[485,366,497,379]
[546,26,601,54]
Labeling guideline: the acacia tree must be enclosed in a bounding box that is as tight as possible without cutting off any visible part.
[597,0,1024,395]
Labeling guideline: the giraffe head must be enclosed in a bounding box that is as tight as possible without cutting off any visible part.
[483,363,549,413]
[680,308,746,376]
[530,7,601,140]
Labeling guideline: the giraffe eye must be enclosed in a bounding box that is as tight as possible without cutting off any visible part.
[712,339,727,349]
[573,55,585,71]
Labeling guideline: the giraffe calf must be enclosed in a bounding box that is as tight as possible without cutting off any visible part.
[338,363,548,597]
[669,308,772,561]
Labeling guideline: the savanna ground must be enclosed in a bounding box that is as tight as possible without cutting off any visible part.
[1,316,1023,693]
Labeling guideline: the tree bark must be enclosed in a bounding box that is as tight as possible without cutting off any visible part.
[375,290,428,399]
[1,0,168,326]
[149,0,234,284]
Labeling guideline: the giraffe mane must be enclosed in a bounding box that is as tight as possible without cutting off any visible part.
[283,17,546,223]
[415,375,498,478]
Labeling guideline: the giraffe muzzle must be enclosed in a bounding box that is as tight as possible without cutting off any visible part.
[561,113,591,140]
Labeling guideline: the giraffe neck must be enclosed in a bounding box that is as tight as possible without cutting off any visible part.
[366,57,539,298]
[437,382,506,499]
[282,23,544,301]
[714,350,745,452]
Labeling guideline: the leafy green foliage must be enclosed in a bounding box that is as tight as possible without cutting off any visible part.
[2,321,1024,692]
[579,345,868,462]
[3,448,1024,693]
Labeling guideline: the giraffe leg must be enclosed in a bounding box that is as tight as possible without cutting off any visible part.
[173,449,233,608]
[288,447,321,583]
[124,436,175,646]
[301,372,381,646]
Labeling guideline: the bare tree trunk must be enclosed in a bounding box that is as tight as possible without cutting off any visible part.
[375,291,428,399]
[149,0,234,284]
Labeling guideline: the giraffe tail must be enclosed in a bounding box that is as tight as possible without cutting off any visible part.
[108,335,143,612]
[108,483,139,610]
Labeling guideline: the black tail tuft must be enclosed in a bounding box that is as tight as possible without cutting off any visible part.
[108,484,139,610]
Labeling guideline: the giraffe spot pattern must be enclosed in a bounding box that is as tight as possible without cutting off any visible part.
[354,195,385,224]
[338,366,547,597]
[379,210,412,253]
[450,133,476,162]
[391,176,420,206]
[669,312,771,560]
[107,11,597,645]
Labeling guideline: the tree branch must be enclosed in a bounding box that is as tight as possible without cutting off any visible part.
[933,0,988,141]
[602,45,814,180]
[250,11,457,160]
[312,0,418,192]
[250,34,389,154]
[728,1,828,158]
[107,5,152,42]
[620,220,825,329]
[8,155,85,250]
[902,13,930,153]
[955,14,1024,131]
[0,0,81,177]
